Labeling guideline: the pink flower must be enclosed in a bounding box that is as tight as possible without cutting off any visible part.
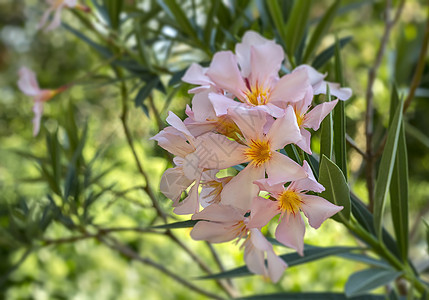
[200,175,233,208]
[38,0,89,31]
[196,106,307,210]
[151,112,217,215]
[249,161,343,255]
[185,31,311,118]
[292,87,339,154]
[17,67,66,136]
[293,65,352,101]
[191,204,287,282]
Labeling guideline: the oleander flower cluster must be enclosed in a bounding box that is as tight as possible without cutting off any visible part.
[152,31,352,282]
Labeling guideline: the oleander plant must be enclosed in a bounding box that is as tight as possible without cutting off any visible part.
[1,0,429,299]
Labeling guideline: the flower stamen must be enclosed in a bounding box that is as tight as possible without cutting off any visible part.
[244,139,272,167]
[278,190,303,215]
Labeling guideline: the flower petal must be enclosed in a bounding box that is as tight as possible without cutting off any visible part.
[304,100,338,131]
[191,221,239,243]
[32,101,44,136]
[166,111,194,141]
[266,250,287,283]
[160,166,193,203]
[191,90,217,122]
[248,196,279,228]
[18,67,41,96]
[270,68,310,104]
[195,132,247,169]
[228,106,268,142]
[289,161,325,193]
[314,82,352,101]
[221,164,265,210]
[266,152,308,184]
[209,93,244,116]
[275,213,305,256]
[206,51,247,99]
[182,63,213,87]
[295,128,312,154]
[248,43,283,87]
[192,203,245,223]
[300,194,343,229]
[173,180,201,215]
[253,178,284,195]
[150,127,194,157]
[266,106,301,150]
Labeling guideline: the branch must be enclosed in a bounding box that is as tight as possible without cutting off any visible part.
[100,236,225,300]
[365,0,405,211]
[346,134,366,158]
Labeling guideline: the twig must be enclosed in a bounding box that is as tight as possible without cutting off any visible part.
[100,235,225,300]
[148,95,164,132]
[346,134,366,158]
[365,0,405,212]
[205,242,236,289]
[0,248,33,286]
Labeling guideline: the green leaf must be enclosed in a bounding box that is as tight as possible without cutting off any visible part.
[318,155,351,222]
[266,0,287,46]
[283,145,302,165]
[333,38,348,178]
[157,0,198,41]
[151,219,198,229]
[134,78,160,116]
[423,220,429,256]
[312,36,352,69]
[320,85,334,160]
[389,86,408,261]
[337,253,390,269]
[303,0,340,62]
[373,101,404,238]
[200,246,357,280]
[236,292,385,300]
[103,0,123,30]
[405,122,429,149]
[345,268,402,297]
[284,0,312,64]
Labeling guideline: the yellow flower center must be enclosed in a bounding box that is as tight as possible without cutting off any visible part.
[232,220,248,241]
[214,116,242,140]
[245,85,270,106]
[278,190,302,215]
[244,139,272,167]
[295,110,304,127]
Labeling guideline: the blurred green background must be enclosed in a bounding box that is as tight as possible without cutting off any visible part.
[0,0,428,299]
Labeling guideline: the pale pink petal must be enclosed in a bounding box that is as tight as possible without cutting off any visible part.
[191,221,239,243]
[150,127,194,157]
[185,121,217,138]
[289,161,325,193]
[301,194,343,229]
[173,180,201,215]
[270,68,310,104]
[206,51,247,99]
[32,101,44,136]
[253,178,285,195]
[251,103,285,118]
[228,106,268,142]
[182,152,202,181]
[304,100,338,131]
[45,6,63,31]
[266,106,301,150]
[248,43,283,87]
[249,228,272,252]
[182,63,213,88]
[266,251,287,283]
[244,239,266,276]
[248,196,279,228]
[314,82,352,101]
[166,111,194,141]
[221,164,265,210]
[64,0,77,6]
[38,8,54,30]
[195,132,247,169]
[18,67,41,96]
[209,93,244,116]
[191,90,217,122]
[293,87,314,115]
[266,152,307,184]
[295,128,312,154]
[235,31,274,78]
[293,64,325,89]
[191,204,245,223]
[275,213,305,256]
[160,167,193,203]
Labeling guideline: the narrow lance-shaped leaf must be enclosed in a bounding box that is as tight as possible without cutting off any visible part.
[284,0,312,65]
[389,85,409,261]
[318,155,351,222]
[333,37,348,179]
[266,0,287,47]
[152,219,198,229]
[303,0,340,62]
[320,85,334,161]
[373,101,403,238]
[345,268,402,297]
[237,292,386,300]
[312,36,352,69]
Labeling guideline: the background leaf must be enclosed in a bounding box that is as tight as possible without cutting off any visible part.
[345,268,402,297]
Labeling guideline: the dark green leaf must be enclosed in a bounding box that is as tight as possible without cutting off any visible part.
[237,292,385,300]
[266,0,287,47]
[389,86,408,261]
[320,85,334,161]
[303,0,340,62]
[157,0,198,40]
[312,36,352,69]
[345,268,402,297]
[423,220,429,256]
[333,38,348,178]
[283,144,302,165]
[337,253,390,269]
[134,78,160,115]
[200,246,358,280]
[373,101,403,238]
[151,219,198,229]
[103,0,123,30]
[318,155,351,222]
[284,0,312,65]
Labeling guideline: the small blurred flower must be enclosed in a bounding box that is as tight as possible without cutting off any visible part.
[38,0,90,31]
[17,67,66,136]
